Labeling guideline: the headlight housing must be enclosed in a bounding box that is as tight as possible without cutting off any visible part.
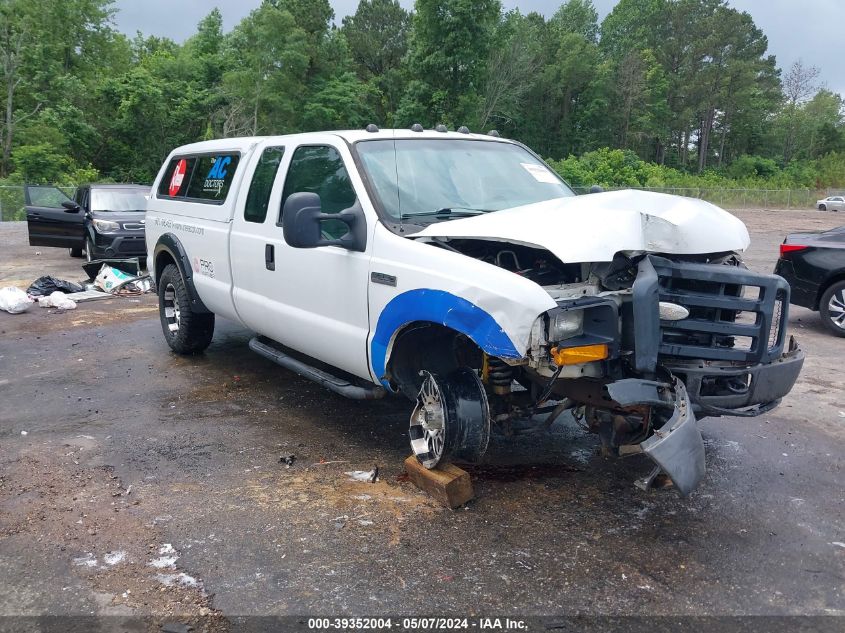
[93,219,120,234]
[548,309,584,342]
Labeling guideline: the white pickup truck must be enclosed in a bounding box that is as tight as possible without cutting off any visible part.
[145,127,804,496]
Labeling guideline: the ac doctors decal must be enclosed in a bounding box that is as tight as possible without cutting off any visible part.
[204,156,231,197]
[169,159,188,196]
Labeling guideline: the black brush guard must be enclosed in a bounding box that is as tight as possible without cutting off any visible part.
[631,255,804,416]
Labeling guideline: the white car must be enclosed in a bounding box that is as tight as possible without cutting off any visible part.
[145,127,803,496]
[817,196,845,211]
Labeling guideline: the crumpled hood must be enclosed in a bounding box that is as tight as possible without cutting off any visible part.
[413,190,750,263]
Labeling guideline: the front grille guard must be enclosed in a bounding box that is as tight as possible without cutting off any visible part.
[632,255,791,372]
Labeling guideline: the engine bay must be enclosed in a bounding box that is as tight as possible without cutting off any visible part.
[425,238,585,287]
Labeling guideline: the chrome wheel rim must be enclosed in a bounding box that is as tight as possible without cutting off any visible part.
[828,289,845,329]
[410,372,446,469]
[163,283,181,334]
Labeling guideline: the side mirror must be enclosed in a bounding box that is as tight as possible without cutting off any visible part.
[589,185,604,194]
[61,200,81,213]
[282,192,367,253]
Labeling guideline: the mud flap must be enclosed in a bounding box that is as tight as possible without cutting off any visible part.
[639,379,705,497]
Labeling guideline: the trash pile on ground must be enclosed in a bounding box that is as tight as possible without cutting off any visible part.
[27,276,85,296]
[37,291,78,310]
[0,257,153,314]
[0,287,33,314]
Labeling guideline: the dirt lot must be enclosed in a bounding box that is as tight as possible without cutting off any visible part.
[0,211,843,630]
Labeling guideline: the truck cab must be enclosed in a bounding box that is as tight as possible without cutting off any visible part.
[146,128,804,496]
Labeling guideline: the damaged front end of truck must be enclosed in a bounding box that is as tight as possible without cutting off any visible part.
[528,252,804,495]
[405,201,804,496]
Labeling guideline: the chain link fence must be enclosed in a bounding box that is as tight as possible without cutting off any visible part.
[569,186,831,209]
[0,184,836,221]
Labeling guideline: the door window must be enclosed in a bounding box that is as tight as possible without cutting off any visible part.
[26,186,73,208]
[245,146,285,223]
[279,145,357,239]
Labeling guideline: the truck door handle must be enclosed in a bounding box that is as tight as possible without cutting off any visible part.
[265,244,275,271]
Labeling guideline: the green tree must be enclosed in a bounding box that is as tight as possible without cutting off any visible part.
[341,0,410,124]
[478,10,544,132]
[399,0,501,128]
[220,3,309,136]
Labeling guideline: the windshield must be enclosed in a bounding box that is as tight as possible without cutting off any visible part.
[355,139,574,222]
[91,188,149,212]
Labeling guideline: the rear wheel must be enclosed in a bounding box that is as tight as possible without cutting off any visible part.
[409,368,490,469]
[157,264,215,354]
[820,280,845,337]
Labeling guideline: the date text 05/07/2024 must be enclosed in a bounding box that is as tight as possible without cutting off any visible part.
[307,617,528,631]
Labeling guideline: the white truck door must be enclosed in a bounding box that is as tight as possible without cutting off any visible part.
[230,140,375,382]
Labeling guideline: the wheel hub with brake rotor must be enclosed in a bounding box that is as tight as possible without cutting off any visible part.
[409,368,490,469]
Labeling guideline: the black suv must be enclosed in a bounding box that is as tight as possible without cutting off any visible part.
[25,183,150,262]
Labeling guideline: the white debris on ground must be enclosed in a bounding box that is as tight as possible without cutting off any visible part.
[73,553,98,568]
[103,551,127,566]
[0,286,33,314]
[155,572,199,588]
[345,469,378,482]
[37,291,77,310]
[145,543,204,591]
[148,543,179,569]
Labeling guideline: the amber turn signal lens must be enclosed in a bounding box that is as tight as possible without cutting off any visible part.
[550,343,609,366]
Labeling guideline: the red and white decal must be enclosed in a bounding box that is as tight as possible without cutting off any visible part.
[168,159,188,197]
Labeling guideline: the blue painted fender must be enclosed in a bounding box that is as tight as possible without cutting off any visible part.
[370,289,522,388]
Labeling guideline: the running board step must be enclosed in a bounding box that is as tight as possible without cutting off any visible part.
[249,336,387,401]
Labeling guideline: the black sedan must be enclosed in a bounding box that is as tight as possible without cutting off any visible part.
[774,225,845,336]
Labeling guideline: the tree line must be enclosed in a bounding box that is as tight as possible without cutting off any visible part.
[1,0,843,190]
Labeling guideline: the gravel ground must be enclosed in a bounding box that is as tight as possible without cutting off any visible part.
[0,209,843,631]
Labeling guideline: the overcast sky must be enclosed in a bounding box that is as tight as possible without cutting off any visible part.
[113,0,845,95]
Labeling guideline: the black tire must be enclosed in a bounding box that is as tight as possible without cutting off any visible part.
[819,280,845,337]
[85,236,95,262]
[69,246,83,258]
[819,204,827,211]
[409,368,490,469]
[157,264,215,354]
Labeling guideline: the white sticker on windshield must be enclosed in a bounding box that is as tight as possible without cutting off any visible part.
[520,163,559,184]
